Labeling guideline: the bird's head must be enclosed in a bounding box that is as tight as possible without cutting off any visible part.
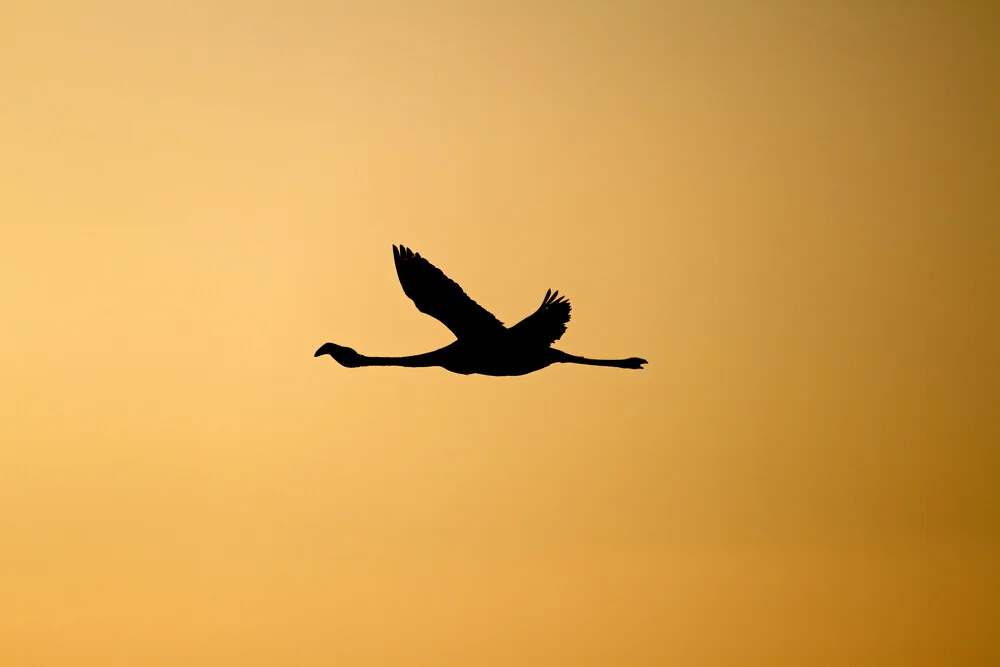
[314,342,364,368]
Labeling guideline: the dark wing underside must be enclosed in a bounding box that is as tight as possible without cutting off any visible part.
[393,245,505,340]
[508,289,571,347]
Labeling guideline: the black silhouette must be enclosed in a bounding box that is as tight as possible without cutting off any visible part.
[314,245,648,376]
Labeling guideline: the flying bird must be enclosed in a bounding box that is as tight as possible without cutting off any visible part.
[314,245,648,376]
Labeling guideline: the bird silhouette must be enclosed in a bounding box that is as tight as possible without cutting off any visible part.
[314,245,648,376]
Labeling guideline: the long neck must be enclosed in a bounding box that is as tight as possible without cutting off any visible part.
[360,350,444,368]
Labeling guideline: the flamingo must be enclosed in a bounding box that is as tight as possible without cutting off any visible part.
[315,245,647,376]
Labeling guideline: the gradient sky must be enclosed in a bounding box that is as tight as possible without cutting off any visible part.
[1,2,997,665]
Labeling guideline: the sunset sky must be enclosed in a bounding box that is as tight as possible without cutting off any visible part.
[1,1,997,665]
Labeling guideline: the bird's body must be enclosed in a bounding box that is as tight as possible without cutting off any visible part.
[442,340,563,377]
[315,245,647,376]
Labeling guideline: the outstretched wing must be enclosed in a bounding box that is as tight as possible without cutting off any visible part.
[393,245,505,340]
[508,289,571,346]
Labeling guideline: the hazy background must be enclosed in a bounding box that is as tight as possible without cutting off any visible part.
[1,1,997,665]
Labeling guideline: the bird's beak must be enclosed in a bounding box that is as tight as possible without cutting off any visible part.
[314,346,327,357]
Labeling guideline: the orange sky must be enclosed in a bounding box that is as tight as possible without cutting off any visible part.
[1,1,997,665]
